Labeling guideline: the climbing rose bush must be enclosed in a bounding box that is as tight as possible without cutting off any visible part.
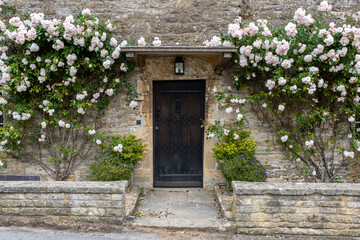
[0,2,138,180]
[207,1,360,182]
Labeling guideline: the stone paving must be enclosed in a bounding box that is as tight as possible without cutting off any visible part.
[129,188,233,231]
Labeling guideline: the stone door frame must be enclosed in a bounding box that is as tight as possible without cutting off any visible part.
[122,46,236,188]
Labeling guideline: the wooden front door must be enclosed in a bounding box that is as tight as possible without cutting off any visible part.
[154,80,205,187]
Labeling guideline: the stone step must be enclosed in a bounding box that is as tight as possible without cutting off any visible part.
[128,188,234,233]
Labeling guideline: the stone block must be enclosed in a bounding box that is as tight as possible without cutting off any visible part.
[285,213,306,223]
[297,207,321,214]
[71,207,106,216]
[280,207,296,213]
[306,213,330,222]
[261,206,281,213]
[347,201,360,208]
[237,206,260,213]
[105,208,125,216]
[234,213,251,222]
[250,213,273,222]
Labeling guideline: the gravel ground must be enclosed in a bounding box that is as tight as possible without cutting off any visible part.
[0,226,357,240]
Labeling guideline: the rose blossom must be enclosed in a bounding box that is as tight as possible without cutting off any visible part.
[29,43,39,52]
[281,135,288,142]
[318,1,332,12]
[113,144,123,152]
[129,100,137,108]
[82,8,91,16]
[88,129,96,135]
[348,116,355,122]
[285,22,297,37]
[225,107,233,114]
[278,77,287,85]
[58,120,65,127]
[344,151,355,158]
[110,37,118,47]
[305,140,314,148]
[103,60,111,69]
[152,37,161,46]
[137,37,146,47]
[207,132,215,138]
[105,88,114,96]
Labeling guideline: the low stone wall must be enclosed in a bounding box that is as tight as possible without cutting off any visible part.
[0,181,128,224]
[232,181,360,237]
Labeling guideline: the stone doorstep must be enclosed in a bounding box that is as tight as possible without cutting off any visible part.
[214,185,235,221]
[126,188,235,233]
[129,221,234,234]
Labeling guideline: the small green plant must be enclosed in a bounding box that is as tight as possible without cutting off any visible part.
[213,128,267,190]
[90,135,146,181]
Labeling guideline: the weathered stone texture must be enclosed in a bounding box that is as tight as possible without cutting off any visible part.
[9,0,360,46]
[8,0,240,45]
[233,181,360,236]
[0,181,128,224]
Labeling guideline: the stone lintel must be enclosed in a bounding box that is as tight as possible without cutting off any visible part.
[0,181,128,194]
[232,181,360,196]
[122,46,237,67]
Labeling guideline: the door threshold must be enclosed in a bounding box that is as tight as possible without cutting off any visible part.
[154,181,203,188]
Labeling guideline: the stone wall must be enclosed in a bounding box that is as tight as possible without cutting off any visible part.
[232,181,360,237]
[8,0,241,46]
[0,181,128,224]
[3,0,358,185]
[8,0,360,45]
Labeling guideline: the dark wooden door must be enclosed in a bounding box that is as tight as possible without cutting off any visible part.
[154,80,205,187]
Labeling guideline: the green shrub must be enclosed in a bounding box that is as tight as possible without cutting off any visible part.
[219,155,267,190]
[90,161,134,181]
[90,135,146,181]
[213,129,267,190]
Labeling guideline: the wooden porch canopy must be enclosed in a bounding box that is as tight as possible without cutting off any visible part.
[121,46,238,67]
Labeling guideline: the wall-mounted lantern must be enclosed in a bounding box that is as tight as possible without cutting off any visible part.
[174,57,184,75]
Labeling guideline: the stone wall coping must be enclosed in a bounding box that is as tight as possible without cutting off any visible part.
[0,181,128,194]
[122,46,237,55]
[232,181,360,196]
[122,46,237,67]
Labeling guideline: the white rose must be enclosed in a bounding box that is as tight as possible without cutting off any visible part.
[281,135,288,142]
[58,120,65,128]
[129,100,137,108]
[88,129,96,135]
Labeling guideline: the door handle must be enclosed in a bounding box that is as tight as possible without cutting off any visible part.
[156,104,161,121]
